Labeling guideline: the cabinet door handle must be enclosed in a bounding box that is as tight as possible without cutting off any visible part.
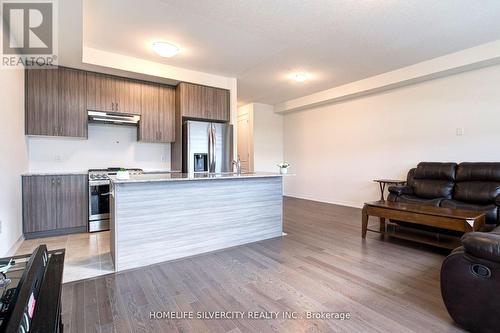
[51,178,55,185]
[111,102,115,111]
[116,102,119,111]
[57,178,61,185]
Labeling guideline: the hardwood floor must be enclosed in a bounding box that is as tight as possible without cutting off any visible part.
[61,197,465,333]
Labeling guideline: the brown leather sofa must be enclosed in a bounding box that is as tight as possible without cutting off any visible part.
[388,162,500,226]
[441,229,500,333]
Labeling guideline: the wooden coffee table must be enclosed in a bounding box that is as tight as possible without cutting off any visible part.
[361,201,486,249]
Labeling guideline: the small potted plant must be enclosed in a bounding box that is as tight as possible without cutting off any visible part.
[277,162,290,174]
[116,168,130,180]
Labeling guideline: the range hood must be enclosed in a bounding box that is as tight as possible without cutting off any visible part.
[88,111,140,126]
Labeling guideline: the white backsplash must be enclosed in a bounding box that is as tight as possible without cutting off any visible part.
[28,123,171,172]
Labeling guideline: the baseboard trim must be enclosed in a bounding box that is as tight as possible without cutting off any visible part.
[5,234,25,257]
[24,226,88,240]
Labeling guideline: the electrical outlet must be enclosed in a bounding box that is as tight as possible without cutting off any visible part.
[161,155,166,162]
[456,128,464,136]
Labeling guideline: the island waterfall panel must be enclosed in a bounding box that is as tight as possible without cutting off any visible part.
[110,176,283,271]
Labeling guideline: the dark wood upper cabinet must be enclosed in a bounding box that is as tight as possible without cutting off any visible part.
[26,67,227,144]
[138,83,175,143]
[86,72,114,112]
[22,174,87,238]
[25,68,59,136]
[213,87,230,121]
[158,85,175,142]
[87,73,142,114]
[116,78,142,115]
[177,82,203,119]
[26,67,87,138]
[138,82,159,142]
[58,68,87,138]
[176,82,230,122]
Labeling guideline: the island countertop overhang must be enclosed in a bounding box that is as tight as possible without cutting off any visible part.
[109,172,284,184]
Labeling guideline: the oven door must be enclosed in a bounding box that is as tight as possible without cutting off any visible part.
[89,181,110,224]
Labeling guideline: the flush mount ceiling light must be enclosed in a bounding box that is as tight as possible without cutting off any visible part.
[152,41,180,57]
[292,72,308,82]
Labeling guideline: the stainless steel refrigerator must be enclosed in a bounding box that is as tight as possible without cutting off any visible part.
[183,120,233,173]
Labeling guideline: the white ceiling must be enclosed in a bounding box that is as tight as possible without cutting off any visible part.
[82,0,500,105]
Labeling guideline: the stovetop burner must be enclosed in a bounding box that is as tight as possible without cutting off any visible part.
[88,168,143,181]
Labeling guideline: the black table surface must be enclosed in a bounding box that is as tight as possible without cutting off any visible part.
[373,179,406,184]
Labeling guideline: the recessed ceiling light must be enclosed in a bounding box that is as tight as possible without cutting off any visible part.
[152,41,180,58]
[292,73,308,82]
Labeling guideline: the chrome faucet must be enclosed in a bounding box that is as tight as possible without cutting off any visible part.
[232,156,241,175]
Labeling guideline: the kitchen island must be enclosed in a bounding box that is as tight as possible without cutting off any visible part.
[109,172,283,271]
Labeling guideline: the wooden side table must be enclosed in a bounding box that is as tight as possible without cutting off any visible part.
[373,179,406,200]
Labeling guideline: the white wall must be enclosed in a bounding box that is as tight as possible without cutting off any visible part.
[237,103,283,173]
[0,68,28,256]
[283,64,500,208]
[252,103,283,172]
[29,124,171,172]
[237,104,254,172]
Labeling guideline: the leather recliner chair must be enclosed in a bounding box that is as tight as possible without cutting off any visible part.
[441,228,500,333]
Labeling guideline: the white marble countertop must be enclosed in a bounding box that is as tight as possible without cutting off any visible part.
[22,169,181,176]
[110,172,284,184]
[142,169,181,174]
[22,171,88,176]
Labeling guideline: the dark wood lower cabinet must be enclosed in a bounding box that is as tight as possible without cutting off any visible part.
[22,176,58,233]
[23,175,88,239]
[57,175,88,230]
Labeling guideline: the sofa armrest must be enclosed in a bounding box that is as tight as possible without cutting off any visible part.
[495,193,500,206]
[462,232,500,263]
[440,245,500,333]
[388,185,413,196]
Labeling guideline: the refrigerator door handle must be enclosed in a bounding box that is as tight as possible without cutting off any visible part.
[212,125,216,171]
[208,125,213,172]
[208,124,216,173]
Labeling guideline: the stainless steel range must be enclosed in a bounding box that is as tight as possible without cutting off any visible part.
[88,168,143,232]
